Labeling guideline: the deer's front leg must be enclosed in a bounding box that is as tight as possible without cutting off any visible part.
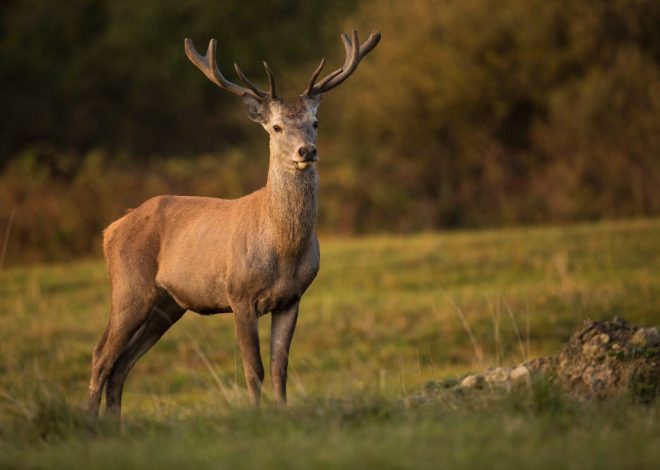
[233,305,264,406]
[270,300,299,405]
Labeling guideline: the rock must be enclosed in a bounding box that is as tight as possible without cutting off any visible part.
[460,374,485,389]
[433,317,658,402]
[555,318,660,401]
[631,327,660,348]
[612,316,629,327]
[510,365,531,383]
[582,342,606,361]
[484,367,510,385]
[524,356,558,376]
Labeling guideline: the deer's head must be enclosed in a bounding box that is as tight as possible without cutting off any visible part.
[185,31,380,171]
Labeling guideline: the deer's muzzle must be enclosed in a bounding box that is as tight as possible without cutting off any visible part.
[293,145,318,169]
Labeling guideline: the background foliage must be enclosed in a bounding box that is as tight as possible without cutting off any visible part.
[1,0,659,263]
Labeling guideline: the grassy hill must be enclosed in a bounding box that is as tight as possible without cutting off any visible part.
[1,218,659,468]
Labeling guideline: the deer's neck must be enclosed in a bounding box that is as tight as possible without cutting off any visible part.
[263,157,318,252]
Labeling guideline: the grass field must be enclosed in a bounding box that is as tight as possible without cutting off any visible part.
[1,218,659,468]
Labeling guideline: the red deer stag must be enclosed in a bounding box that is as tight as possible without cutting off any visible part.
[88,30,381,416]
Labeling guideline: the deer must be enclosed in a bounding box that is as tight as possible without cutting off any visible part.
[87,30,381,417]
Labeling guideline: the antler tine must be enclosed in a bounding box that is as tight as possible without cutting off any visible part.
[341,29,360,70]
[325,30,360,87]
[305,32,356,95]
[305,30,381,96]
[311,67,343,92]
[184,38,257,98]
[185,38,276,101]
[234,63,269,98]
[307,33,355,93]
[303,58,326,95]
[263,61,277,99]
[356,30,381,60]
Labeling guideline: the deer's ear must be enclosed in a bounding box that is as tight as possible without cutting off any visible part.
[242,94,269,123]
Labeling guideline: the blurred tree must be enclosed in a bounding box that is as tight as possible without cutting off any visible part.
[0,0,356,165]
[320,0,660,231]
[1,0,660,263]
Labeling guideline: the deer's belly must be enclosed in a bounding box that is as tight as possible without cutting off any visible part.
[156,270,232,314]
[164,275,312,316]
[157,239,320,315]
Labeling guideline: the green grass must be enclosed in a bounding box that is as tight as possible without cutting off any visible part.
[1,218,659,468]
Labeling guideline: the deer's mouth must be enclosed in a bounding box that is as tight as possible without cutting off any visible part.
[293,157,318,170]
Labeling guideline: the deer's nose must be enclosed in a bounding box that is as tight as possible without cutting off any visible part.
[297,145,317,161]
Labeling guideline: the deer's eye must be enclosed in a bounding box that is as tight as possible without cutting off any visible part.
[313,121,319,129]
[273,125,283,133]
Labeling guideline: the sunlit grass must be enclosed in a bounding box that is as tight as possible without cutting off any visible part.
[0,218,658,467]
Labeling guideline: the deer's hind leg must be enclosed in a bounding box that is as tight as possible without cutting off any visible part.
[88,275,160,417]
[105,294,185,416]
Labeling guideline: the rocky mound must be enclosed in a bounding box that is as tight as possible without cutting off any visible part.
[458,317,660,401]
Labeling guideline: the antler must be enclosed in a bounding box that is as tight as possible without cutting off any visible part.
[184,38,276,100]
[303,30,381,97]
